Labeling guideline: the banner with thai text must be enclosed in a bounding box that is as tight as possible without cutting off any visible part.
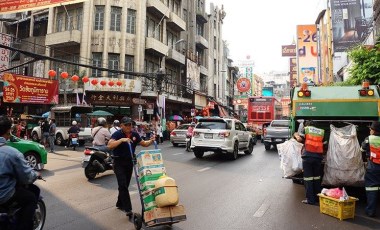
[297,25,318,84]
[0,0,86,14]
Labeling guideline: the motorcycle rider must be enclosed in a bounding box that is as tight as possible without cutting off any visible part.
[107,116,155,217]
[0,116,41,230]
[110,120,120,135]
[65,120,80,149]
[92,117,111,153]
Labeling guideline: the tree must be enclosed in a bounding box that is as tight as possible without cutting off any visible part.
[346,39,380,85]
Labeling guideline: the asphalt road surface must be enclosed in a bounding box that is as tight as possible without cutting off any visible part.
[37,141,380,230]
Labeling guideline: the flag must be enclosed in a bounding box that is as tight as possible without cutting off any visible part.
[155,96,161,121]
[76,91,80,105]
[82,90,88,105]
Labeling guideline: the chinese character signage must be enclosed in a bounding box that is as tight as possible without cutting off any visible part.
[87,92,138,106]
[0,34,10,79]
[2,73,58,104]
[297,25,318,84]
[0,0,86,14]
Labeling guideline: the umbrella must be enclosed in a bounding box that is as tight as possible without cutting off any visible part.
[88,110,113,117]
[42,112,50,118]
[195,116,203,120]
[169,115,183,121]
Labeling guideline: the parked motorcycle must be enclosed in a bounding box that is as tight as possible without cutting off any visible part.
[82,147,113,180]
[0,177,46,230]
[68,133,79,150]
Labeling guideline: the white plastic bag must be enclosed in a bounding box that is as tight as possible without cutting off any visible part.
[278,139,304,178]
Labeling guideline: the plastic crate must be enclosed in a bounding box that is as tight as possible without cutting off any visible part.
[318,194,358,221]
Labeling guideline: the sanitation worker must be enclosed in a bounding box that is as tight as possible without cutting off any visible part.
[107,117,155,217]
[301,120,325,205]
[361,121,380,217]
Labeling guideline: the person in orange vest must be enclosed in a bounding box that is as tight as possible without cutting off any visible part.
[301,120,325,205]
[361,121,380,217]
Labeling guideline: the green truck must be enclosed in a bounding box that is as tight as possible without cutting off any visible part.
[289,84,380,185]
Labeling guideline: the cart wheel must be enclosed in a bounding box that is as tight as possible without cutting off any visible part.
[133,213,143,230]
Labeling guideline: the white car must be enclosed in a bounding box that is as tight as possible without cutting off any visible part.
[190,117,255,160]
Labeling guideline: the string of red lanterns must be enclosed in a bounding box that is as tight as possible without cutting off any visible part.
[49,70,122,87]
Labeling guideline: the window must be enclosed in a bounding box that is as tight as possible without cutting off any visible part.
[108,53,120,77]
[110,7,122,31]
[127,9,136,34]
[76,8,83,30]
[183,9,187,21]
[65,10,74,30]
[125,55,134,78]
[92,53,102,77]
[214,36,217,50]
[173,0,179,15]
[196,23,204,36]
[214,59,216,74]
[146,17,161,41]
[94,6,104,30]
[56,13,64,32]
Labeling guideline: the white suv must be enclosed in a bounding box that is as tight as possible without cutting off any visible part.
[190,117,255,160]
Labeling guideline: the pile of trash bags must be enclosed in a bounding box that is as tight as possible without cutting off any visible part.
[322,124,365,186]
[277,138,304,178]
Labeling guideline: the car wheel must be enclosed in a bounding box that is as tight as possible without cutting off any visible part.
[244,140,254,155]
[24,151,40,170]
[194,150,204,158]
[172,143,179,147]
[264,144,271,150]
[55,133,64,146]
[31,132,39,142]
[230,142,239,160]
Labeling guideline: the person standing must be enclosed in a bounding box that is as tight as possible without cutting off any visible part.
[92,117,111,153]
[156,124,163,143]
[107,117,155,217]
[301,120,325,205]
[41,119,50,147]
[48,119,56,153]
[0,116,41,230]
[110,120,120,135]
[361,121,380,217]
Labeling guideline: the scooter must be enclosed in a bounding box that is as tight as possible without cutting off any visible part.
[82,147,113,180]
[68,133,79,150]
[0,176,46,230]
[185,134,192,152]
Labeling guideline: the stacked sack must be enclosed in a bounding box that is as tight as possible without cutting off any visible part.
[136,149,187,227]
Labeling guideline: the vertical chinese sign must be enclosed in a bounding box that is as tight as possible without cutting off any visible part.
[0,34,10,80]
[297,25,318,84]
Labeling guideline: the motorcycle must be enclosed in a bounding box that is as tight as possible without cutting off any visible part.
[0,177,46,230]
[185,134,192,152]
[82,147,113,180]
[68,133,79,150]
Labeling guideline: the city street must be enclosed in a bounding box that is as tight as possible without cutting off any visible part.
[38,142,380,230]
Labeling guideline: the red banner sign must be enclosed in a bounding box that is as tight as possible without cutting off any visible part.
[2,73,58,104]
[0,0,85,14]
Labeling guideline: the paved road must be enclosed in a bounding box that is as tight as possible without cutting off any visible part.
[38,142,380,230]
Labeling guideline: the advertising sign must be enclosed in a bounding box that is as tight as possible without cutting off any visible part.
[2,73,58,104]
[281,45,297,57]
[0,34,10,79]
[289,58,297,87]
[0,0,86,14]
[186,59,200,91]
[236,78,251,93]
[262,87,274,96]
[331,0,373,52]
[85,77,141,93]
[297,25,318,84]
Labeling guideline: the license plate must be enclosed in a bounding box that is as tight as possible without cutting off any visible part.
[72,138,78,144]
[204,133,213,139]
[275,139,283,142]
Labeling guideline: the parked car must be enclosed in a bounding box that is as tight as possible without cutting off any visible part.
[170,124,191,147]
[7,135,47,170]
[191,117,255,160]
[263,120,291,150]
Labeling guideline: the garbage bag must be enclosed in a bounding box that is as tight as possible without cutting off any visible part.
[278,139,304,178]
[322,124,365,186]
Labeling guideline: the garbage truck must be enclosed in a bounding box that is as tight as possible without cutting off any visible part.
[287,82,380,186]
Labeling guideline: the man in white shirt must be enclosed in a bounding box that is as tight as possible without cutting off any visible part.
[110,120,120,135]
[92,117,111,152]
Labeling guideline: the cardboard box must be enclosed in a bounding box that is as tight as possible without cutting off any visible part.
[170,205,187,222]
[139,173,164,191]
[142,190,157,211]
[136,149,164,169]
[139,166,166,178]
[144,207,172,227]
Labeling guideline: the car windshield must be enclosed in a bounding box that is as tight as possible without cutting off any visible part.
[271,120,290,127]
[196,120,231,130]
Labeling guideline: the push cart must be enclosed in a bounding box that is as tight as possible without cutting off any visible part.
[128,142,185,230]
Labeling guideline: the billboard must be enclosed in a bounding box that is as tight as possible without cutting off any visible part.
[331,0,373,52]
[0,0,86,14]
[262,87,274,96]
[2,73,58,104]
[297,25,318,84]
[281,45,296,57]
[186,59,200,91]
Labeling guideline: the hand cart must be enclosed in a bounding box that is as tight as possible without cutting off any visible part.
[128,142,185,230]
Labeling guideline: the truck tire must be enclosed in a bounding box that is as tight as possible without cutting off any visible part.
[264,144,271,150]
[194,150,204,158]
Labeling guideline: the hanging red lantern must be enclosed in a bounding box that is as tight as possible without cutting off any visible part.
[60,72,69,79]
[48,70,56,78]
[82,76,89,83]
[100,80,107,86]
[116,81,122,86]
[91,79,98,85]
[71,75,79,82]
[108,81,115,87]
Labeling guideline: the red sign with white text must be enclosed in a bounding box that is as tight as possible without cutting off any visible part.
[2,73,58,104]
[0,0,85,14]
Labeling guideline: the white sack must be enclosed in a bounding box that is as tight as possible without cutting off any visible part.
[278,139,304,178]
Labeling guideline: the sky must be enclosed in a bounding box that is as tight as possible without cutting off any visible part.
[206,0,326,74]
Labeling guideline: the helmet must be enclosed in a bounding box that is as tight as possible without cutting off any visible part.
[97,117,107,126]
[113,120,120,126]
[190,122,196,126]
[72,120,77,126]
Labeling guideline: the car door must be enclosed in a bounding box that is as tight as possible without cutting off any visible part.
[234,122,243,148]
[237,122,248,148]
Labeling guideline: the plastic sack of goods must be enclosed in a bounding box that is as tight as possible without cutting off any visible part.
[322,124,365,186]
[278,138,304,177]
